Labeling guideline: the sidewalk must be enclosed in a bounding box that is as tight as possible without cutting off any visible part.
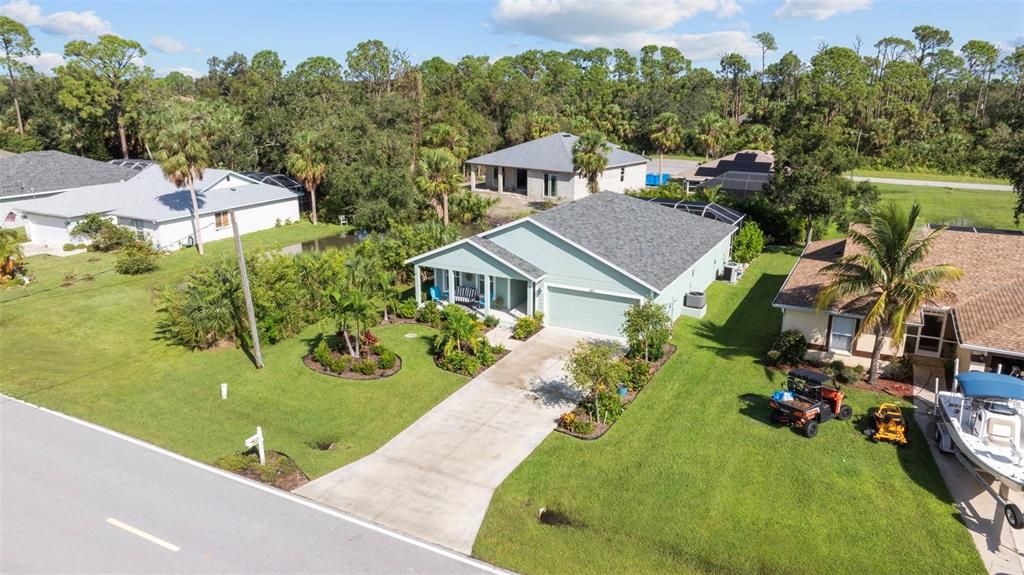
[912,388,1024,574]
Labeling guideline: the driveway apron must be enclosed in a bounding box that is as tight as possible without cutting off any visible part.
[295,326,594,554]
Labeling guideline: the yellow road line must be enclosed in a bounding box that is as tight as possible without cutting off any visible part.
[105,518,181,552]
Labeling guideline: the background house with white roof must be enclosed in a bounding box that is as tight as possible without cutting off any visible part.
[13,164,300,250]
[466,132,647,201]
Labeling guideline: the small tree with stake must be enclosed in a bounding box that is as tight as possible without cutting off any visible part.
[621,300,671,362]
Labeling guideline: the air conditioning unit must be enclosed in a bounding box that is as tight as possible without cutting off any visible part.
[722,261,743,284]
[684,291,706,309]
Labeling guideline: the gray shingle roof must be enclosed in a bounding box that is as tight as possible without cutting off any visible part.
[12,165,299,222]
[466,132,647,173]
[530,192,736,291]
[468,236,544,280]
[0,151,137,198]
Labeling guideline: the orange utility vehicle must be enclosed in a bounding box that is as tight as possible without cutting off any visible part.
[768,369,853,438]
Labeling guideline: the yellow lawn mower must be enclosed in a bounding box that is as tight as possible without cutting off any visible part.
[865,403,908,446]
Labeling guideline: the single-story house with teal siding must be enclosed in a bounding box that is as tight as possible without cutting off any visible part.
[406,192,737,337]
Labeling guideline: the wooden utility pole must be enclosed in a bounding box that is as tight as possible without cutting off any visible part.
[230,211,264,368]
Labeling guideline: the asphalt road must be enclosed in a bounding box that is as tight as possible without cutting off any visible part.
[848,175,1013,191]
[0,397,501,574]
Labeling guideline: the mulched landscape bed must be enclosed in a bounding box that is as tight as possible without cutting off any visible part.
[215,450,309,491]
[769,363,916,401]
[433,347,512,377]
[556,343,677,440]
[303,352,402,380]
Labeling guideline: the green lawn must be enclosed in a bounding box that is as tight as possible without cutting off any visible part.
[0,223,468,479]
[474,248,982,575]
[877,183,1020,231]
[852,168,1009,185]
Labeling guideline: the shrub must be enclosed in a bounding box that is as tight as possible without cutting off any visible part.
[114,241,159,275]
[313,339,351,373]
[765,350,782,366]
[770,329,808,366]
[512,312,544,340]
[378,349,397,370]
[483,314,500,328]
[884,355,913,381]
[360,330,380,356]
[594,392,625,424]
[438,349,481,376]
[157,261,239,350]
[477,342,495,366]
[62,243,77,252]
[417,300,442,327]
[622,301,671,361]
[558,411,595,435]
[397,298,418,319]
[623,358,652,391]
[76,243,87,249]
[352,358,378,375]
[732,221,765,264]
[71,213,135,252]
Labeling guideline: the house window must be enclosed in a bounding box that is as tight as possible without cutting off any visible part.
[829,316,857,354]
[544,174,558,197]
[215,211,230,229]
[904,311,957,359]
[620,168,625,182]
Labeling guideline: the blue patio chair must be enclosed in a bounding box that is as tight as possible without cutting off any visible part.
[428,286,448,301]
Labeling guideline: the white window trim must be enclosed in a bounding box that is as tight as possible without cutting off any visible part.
[829,315,857,355]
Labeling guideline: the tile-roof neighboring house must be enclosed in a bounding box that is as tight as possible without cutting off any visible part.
[531,191,736,291]
[466,132,647,173]
[0,150,137,199]
[774,227,1024,354]
[12,165,297,223]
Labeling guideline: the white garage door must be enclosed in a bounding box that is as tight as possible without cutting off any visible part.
[547,286,637,337]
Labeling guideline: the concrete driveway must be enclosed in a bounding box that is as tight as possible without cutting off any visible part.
[295,326,597,554]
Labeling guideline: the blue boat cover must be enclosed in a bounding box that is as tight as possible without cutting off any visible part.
[956,371,1024,401]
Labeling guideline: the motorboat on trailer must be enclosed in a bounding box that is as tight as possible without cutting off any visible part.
[935,370,1024,529]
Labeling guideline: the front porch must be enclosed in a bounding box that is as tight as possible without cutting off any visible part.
[468,164,528,195]
[414,265,537,323]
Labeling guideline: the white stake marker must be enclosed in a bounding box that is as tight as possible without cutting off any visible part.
[106,518,181,552]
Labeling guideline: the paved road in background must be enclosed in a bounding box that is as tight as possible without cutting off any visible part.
[0,397,498,574]
[848,175,1013,191]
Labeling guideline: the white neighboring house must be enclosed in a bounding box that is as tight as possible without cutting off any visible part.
[466,132,647,202]
[13,164,300,250]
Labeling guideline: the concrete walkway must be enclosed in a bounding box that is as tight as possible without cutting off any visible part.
[296,327,598,554]
[849,175,1013,192]
[913,390,1024,574]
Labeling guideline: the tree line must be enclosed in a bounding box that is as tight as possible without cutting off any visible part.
[2,19,1024,231]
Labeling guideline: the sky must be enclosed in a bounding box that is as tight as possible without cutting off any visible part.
[3,0,1022,78]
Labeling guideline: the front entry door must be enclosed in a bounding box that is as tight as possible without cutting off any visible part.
[516,169,527,194]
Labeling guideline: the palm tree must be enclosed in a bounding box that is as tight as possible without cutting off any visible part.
[434,306,481,357]
[649,112,681,177]
[285,131,327,225]
[415,147,461,225]
[572,131,610,194]
[697,113,728,160]
[377,269,402,323]
[0,228,24,276]
[423,123,469,165]
[152,116,211,255]
[816,202,963,384]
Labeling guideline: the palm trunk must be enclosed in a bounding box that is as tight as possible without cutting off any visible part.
[189,184,205,255]
[341,327,355,357]
[868,325,885,385]
[309,183,318,225]
[805,216,814,245]
[442,191,449,225]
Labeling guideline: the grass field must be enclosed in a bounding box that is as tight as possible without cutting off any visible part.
[877,183,1020,231]
[852,168,1009,185]
[0,223,468,479]
[474,248,983,575]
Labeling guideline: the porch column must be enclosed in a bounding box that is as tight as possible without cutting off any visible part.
[414,265,422,305]
[527,281,534,316]
[483,275,491,313]
[448,269,455,304]
[497,168,504,194]
[469,169,477,191]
